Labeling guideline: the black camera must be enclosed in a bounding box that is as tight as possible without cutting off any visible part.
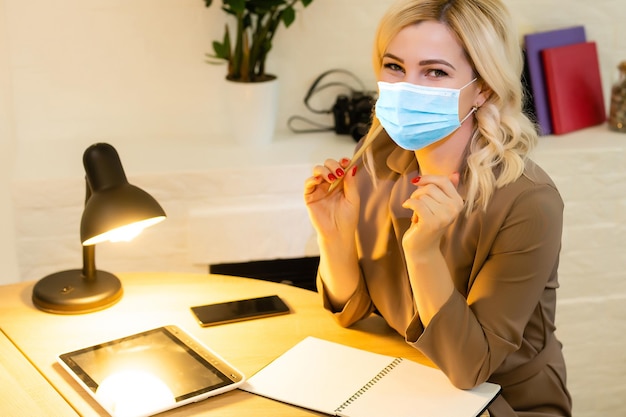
[332,91,375,141]
[287,69,376,141]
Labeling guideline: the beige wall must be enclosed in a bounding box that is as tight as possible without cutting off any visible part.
[1,1,625,415]
[0,0,18,282]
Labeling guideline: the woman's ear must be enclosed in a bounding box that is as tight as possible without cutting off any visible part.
[475,82,492,108]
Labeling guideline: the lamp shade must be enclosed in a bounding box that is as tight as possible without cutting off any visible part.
[80,143,166,245]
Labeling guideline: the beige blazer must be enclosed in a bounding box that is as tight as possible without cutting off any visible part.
[319,133,572,416]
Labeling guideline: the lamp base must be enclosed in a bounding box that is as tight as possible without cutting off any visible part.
[32,269,123,314]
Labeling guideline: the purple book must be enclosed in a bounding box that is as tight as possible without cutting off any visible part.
[524,26,586,135]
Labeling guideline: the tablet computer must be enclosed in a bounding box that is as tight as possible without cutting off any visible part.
[58,325,245,417]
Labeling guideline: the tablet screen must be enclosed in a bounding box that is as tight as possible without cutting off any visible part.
[58,325,244,417]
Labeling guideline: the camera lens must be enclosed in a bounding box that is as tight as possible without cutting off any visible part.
[350,123,370,141]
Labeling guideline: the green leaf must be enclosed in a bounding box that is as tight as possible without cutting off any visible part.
[212,41,229,59]
[211,26,232,60]
[300,0,314,7]
[281,6,295,27]
[203,0,213,7]
[227,0,246,13]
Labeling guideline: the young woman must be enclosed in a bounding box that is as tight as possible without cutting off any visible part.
[303,0,572,415]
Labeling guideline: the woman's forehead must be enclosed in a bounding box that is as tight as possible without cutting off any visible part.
[387,21,466,62]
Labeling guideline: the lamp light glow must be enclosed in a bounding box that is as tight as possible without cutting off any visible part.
[83,216,165,245]
[96,370,175,417]
[32,143,166,314]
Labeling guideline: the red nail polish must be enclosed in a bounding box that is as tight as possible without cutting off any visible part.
[411,176,421,184]
[336,168,345,177]
[340,158,350,165]
[351,166,358,176]
[328,173,337,181]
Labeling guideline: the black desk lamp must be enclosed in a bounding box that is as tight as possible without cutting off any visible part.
[32,143,166,314]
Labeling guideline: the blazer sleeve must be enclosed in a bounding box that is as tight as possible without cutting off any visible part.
[406,181,564,389]
[317,271,375,328]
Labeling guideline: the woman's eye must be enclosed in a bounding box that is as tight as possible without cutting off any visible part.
[383,62,404,73]
[427,68,449,78]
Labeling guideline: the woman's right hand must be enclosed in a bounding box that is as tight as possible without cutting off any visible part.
[304,157,360,239]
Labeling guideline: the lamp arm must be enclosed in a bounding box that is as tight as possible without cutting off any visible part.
[82,244,96,280]
[81,178,97,280]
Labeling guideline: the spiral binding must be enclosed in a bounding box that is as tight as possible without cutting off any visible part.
[334,357,404,414]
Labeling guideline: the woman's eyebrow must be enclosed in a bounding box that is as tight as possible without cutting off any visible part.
[383,53,457,71]
[383,52,404,63]
[419,58,456,70]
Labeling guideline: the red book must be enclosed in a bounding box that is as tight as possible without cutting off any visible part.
[542,41,606,135]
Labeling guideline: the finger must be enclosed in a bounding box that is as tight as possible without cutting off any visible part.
[324,158,347,181]
[328,159,360,194]
[403,188,462,228]
[413,174,455,188]
[407,183,450,208]
[313,159,347,183]
[402,194,436,217]
[449,171,460,188]
[312,164,338,183]
[341,165,359,202]
[413,174,460,200]
[304,174,324,196]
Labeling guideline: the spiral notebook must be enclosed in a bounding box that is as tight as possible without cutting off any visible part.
[240,336,500,417]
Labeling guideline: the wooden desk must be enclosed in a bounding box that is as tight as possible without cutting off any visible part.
[0,272,434,416]
[0,328,79,416]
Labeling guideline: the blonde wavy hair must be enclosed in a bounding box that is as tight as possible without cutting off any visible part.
[361,0,537,214]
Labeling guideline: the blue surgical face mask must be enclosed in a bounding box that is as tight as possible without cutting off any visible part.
[375,79,477,151]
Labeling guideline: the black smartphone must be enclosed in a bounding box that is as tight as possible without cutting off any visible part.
[190,295,291,327]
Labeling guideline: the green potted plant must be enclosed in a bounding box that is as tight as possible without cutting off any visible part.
[204,0,315,83]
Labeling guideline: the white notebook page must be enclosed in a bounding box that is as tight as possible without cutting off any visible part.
[240,337,396,415]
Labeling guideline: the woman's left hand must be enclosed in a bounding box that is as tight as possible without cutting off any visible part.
[401,172,464,252]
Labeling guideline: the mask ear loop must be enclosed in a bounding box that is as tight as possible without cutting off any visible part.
[461,77,478,90]
[460,105,478,124]
[458,78,479,124]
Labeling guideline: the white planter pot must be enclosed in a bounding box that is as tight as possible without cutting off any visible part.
[223,78,279,146]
